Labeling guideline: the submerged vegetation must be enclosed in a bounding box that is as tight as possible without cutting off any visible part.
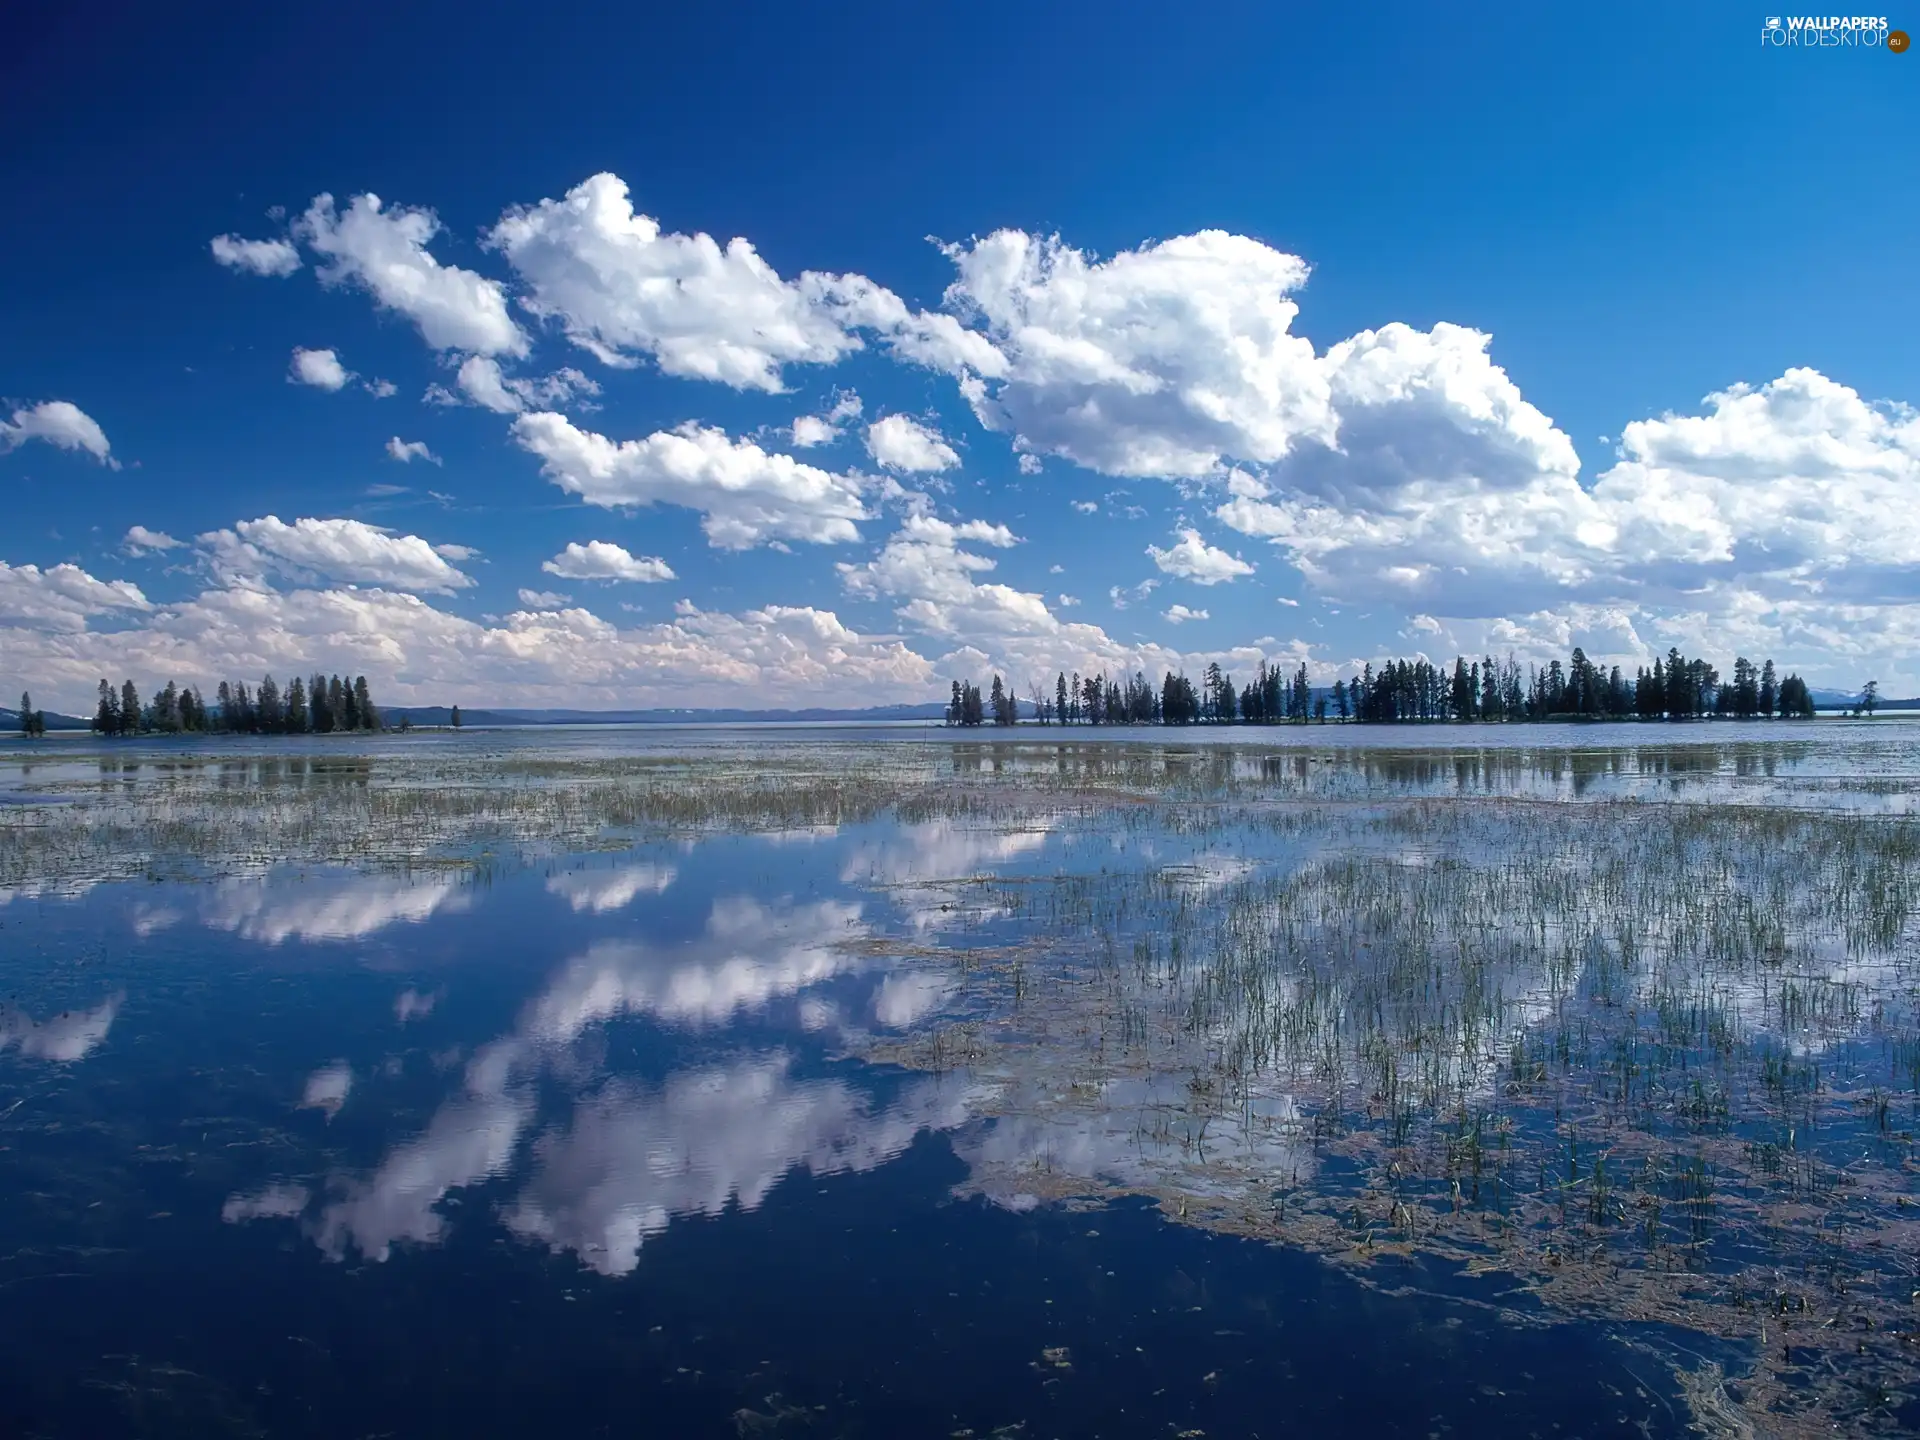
[5,730,1920,1432]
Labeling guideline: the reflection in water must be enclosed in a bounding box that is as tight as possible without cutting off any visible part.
[299,1061,353,1116]
[204,872,470,943]
[315,1092,533,1262]
[841,818,1052,932]
[0,993,122,1061]
[524,896,868,1036]
[394,987,439,1022]
[221,1183,310,1224]
[253,889,949,1267]
[507,1055,981,1275]
[545,862,676,912]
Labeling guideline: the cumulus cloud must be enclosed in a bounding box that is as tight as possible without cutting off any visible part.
[199,515,475,593]
[1206,347,1920,674]
[490,173,861,389]
[124,525,183,555]
[386,437,440,464]
[487,173,1000,390]
[1146,528,1255,584]
[517,588,572,609]
[0,400,114,464]
[791,392,863,448]
[512,412,870,549]
[435,355,599,415]
[289,347,352,391]
[837,514,1278,688]
[0,562,150,632]
[942,228,1329,478]
[210,233,301,277]
[1163,604,1209,624]
[298,191,527,356]
[866,414,959,472]
[542,541,675,583]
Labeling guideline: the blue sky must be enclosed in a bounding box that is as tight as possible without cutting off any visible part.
[4,1,1917,712]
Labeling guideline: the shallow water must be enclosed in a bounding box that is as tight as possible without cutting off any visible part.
[3,729,1918,1435]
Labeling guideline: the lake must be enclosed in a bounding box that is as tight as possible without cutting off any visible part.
[3,722,1916,1436]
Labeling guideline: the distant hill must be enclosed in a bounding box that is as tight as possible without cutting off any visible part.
[1,707,92,733]
[1810,689,1920,712]
[383,703,951,727]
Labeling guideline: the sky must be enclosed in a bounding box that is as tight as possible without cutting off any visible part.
[3,1,1917,714]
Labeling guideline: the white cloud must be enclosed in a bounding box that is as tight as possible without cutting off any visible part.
[542,541,675,583]
[489,173,862,389]
[942,228,1329,478]
[837,514,1272,689]
[1208,349,1920,674]
[289,347,352,391]
[364,378,398,399]
[1163,604,1209,624]
[0,561,150,632]
[866,414,959,472]
[1072,500,1098,514]
[790,392,863,448]
[439,355,599,415]
[517,588,572,610]
[210,233,301,277]
[298,191,527,356]
[386,436,440,465]
[200,515,475,593]
[488,173,1000,390]
[1146,527,1254,584]
[124,525,184,555]
[0,400,114,464]
[512,412,870,549]
[790,415,836,448]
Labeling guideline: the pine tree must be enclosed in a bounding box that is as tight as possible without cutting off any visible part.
[354,677,376,731]
[450,703,463,728]
[286,676,308,733]
[120,679,142,736]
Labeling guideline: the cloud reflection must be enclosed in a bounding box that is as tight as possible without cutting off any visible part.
[506,1055,981,1275]
[204,873,470,944]
[0,993,123,1062]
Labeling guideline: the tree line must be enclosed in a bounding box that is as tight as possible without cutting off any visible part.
[86,674,381,736]
[947,648,1827,727]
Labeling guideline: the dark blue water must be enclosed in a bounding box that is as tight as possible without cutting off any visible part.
[0,824,1707,1437]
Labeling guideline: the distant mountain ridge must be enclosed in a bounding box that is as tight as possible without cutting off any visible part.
[1,707,91,732]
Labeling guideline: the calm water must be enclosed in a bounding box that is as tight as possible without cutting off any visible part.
[5,725,1918,1435]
